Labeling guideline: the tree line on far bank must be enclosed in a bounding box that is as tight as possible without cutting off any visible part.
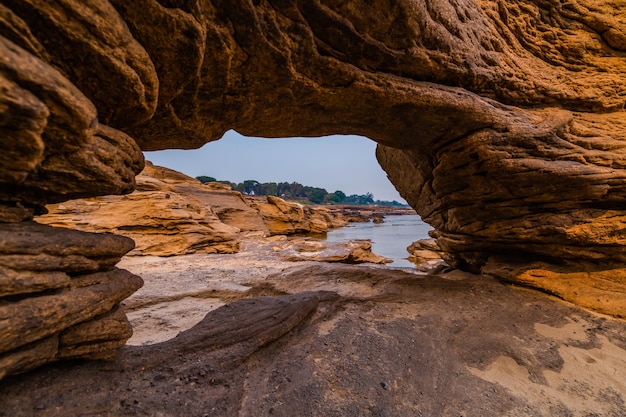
[196,176,407,207]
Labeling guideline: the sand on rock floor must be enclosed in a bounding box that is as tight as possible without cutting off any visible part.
[1,237,625,417]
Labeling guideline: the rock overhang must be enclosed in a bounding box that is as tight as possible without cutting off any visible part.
[1,0,626,379]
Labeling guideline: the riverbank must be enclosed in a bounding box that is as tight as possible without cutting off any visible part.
[37,163,413,257]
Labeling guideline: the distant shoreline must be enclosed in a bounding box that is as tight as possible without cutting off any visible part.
[326,204,417,216]
[244,195,416,217]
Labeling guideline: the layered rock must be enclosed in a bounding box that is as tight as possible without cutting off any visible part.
[271,238,390,265]
[40,164,241,257]
[2,262,626,416]
[1,0,626,379]
[0,1,148,378]
[407,238,444,264]
[0,35,145,208]
[0,222,142,379]
[39,163,355,256]
[247,195,348,236]
[139,163,269,234]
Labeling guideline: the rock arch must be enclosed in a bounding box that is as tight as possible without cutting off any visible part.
[1,0,625,378]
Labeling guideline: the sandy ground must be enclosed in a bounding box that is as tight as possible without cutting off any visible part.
[119,237,418,346]
[2,237,626,416]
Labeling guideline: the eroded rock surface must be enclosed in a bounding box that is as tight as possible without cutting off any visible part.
[39,163,356,256]
[3,0,623,315]
[1,264,625,416]
[1,0,626,380]
[39,163,241,256]
[247,195,349,236]
[0,222,142,379]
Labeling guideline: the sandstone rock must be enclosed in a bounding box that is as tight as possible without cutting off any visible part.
[247,196,344,236]
[41,192,240,257]
[0,222,142,379]
[272,238,390,265]
[0,222,135,274]
[0,203,36,223]
[2,265,626,416]
[482,257,626,319]
[136,163,268,235]
[337,209,371,223]
[0,35,144,208]
[0,336,58,382]
[37,162,242,256]
[1,0,626,384]
[38,164,357,256]
[132,291,335,369]
[407,238,444,265]
[0,0,158,127]
[58,306,134,360]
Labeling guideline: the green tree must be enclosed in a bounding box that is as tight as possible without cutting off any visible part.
[196,175,216,183]
[308,188,328,204]
[344,193,375,205]
[265,182,278,196]
[329,190,346,204]
[242,180,259,195]
[277,182,291,197]
[290,182,304,197]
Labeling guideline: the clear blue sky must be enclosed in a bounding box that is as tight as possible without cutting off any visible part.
[144,130,406,203]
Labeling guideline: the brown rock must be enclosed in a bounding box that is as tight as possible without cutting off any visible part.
[59,306,134,360]
[1,0,626,385]
[0,268,141,355]
[2,266,626,416]
[0,36,144,207]
[38,163,245,256]
[344,241,391,265]
[248,196,343,236]
[0,336,58,382]
[0,222,142,379]
[0,222,135,273]
[0,267,69,298]
[38,164,354,256]
[0,203,35,223]
[41,192,240,257]
[138,163,270,236]
[407,238,444,265]
[134,291,334,369]
[278,239,390,265]
[0,0,158,127]
[483,257,626,319]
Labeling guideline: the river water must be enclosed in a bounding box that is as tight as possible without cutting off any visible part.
[325,214,433,268]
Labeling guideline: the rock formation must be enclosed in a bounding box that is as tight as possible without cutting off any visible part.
[272,238,391,264]
[0,221,142,379]
[38,163,353,256]
[247,195,348,236]
[1,263,626,416]
[1,0,626,379]
[39,163,242,256]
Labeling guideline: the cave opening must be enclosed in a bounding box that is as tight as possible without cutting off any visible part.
[143,130,433,266]
[144,130,406,205]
